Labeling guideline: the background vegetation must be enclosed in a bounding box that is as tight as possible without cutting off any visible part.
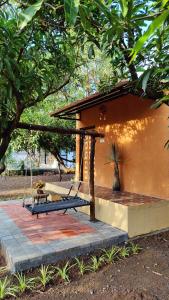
[0,0,168,173]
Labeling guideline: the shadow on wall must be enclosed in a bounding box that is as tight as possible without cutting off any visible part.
[98,116,155,145]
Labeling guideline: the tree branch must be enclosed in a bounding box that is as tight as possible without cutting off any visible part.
[43,77,71,98]
[0,0,8,8]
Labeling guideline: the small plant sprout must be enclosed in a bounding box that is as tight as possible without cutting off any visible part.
[102,246,120,263]
[119,246,130,259]
[14,272,35,294]
[56,262,73,282]
[89,255,104,272]
[75,258,89,276]
[0,267,8,277]
[129,242,142,255]
[38,265,54,288]
[0,277,17,299]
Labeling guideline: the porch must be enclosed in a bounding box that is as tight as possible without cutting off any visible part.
[46,181,169,238]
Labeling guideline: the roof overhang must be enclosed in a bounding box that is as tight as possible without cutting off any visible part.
[51,81,133,119]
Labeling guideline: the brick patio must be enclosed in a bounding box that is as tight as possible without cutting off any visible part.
[0,200,127,272]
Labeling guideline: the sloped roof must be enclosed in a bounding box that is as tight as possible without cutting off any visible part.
[51,81,133,118]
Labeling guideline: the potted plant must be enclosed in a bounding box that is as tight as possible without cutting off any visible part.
[33,180,45,194]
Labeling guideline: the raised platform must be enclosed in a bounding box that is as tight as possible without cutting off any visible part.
[45,181,169,238]
[0,200,127,272]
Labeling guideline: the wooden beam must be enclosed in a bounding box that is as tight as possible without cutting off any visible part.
[89,135,96,221]
[17,122,104,138]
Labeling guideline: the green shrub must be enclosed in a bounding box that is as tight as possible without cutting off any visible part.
[14,273,35,294]
[119,246,130,258]
[0,277,17,299]
[89,255,104,272]
[102,246,120,263]
[75,258,89,276]
[38,265,54,288]
[56,262,73,282]
[129,242,142,255]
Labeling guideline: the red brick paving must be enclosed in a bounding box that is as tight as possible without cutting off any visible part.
[0,203,95,244]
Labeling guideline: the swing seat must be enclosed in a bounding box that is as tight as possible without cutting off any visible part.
[25,197,90,217]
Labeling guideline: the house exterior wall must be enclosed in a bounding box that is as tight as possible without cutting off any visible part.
[76,94,169,199]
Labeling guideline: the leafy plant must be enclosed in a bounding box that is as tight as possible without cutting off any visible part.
[19,0,44,30]
[111,144,121,192]
[102,246,120,263]
[56,262,73,282]
[119,246,130,259]
[129,242,142,255]
[38,265,54,288]
[33,180,45,189]
[89,255,104,272]
[75,258,89,276]
[14,273,35,294]
[0,277,17,299]
[0,267,8,277]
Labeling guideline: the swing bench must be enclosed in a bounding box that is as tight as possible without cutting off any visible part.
[21,125,98,221]
[24,181,91,218]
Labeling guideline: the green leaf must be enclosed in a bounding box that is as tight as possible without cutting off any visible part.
[94,0,114,24]
[88,44,95,59]
[162,0,169,8]
[131,9,169,61]
[79,5,93,32]
[140,69,152,92]
[151,95,169,109]
[19,0,44,30]
[64,0,80,26]
[120,0,128,17]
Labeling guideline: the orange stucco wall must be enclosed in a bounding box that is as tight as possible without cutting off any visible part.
[76,94,169,199]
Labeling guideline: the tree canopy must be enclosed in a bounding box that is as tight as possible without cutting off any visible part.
[0,0,169,172]
[0,1,81,167]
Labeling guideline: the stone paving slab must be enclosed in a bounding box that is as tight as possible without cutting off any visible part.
[0,200,128,273]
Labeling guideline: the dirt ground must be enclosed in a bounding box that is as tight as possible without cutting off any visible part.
[10,231,169,300]
[0,174,73,197]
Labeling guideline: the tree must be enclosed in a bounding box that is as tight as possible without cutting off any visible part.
[0,1,81,172]
[10,50,115,169]
[61,0,169,96]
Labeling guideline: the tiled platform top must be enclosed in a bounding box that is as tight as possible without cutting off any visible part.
[51,181,168,206]
[0,203,95,244]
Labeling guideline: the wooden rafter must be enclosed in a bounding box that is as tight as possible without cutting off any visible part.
[17,122,104,138]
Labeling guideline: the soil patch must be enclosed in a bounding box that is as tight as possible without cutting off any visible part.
[0,174,73,198]
[0,230,168,299]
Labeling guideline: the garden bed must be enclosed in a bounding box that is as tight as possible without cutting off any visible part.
[1,230,169,299]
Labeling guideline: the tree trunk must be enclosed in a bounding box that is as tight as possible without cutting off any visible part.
[58,162,62,181]
[0,108,23,174]
[119,38,138,82]
[112,162,121,192]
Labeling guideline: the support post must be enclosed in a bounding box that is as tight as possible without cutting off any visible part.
[79,135,84,181]
[89,136,96,221]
